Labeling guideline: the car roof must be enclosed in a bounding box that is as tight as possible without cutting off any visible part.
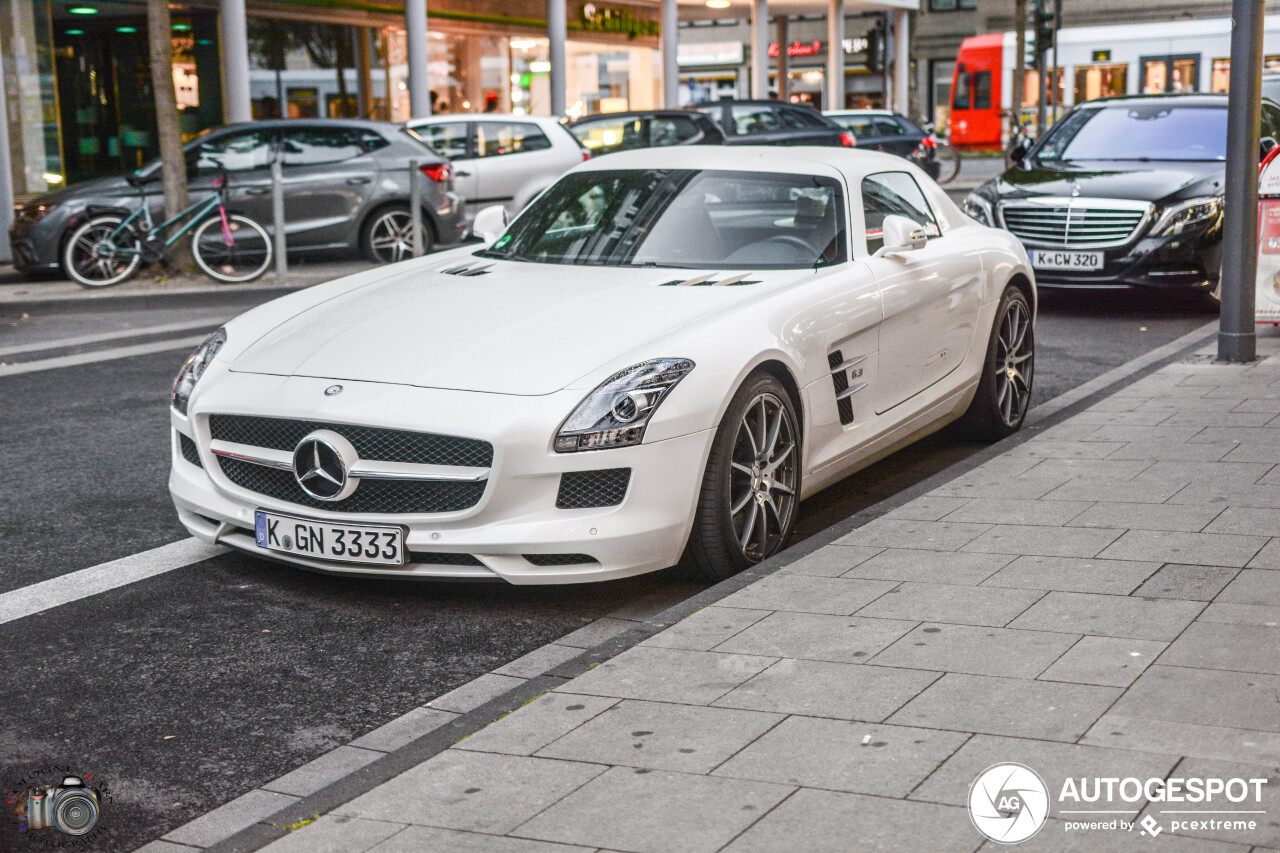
[405,114,565,128]
[568,110,711,123]
[1078,93,1228,108]
[686,99,817,108]
[220,118,404,131]
[572,144,912,179]
[825,109,895,116]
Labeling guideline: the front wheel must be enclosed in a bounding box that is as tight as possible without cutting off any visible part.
[678,373,801,582]
[362,206,433,264]
[955,284,1035,441]
[62,216,142,287]
[190,213,273,283]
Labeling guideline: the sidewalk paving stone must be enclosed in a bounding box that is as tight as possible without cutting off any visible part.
[162,789,299,847]
[1004,439,1126,459]
[773,544,881,576]
[1083,712,1280,766]
[349,707,459,753]
[1159,622,1280,675]
[715,574,897,615]
[1106,440,1237,462]
[427,673,526,713]
[263,745,384,797]
[962,524,1124,558]
[1197,601,1280,626]
[1246,538,1280,569]
[1182,483,1280,508]
[711,717,968,797]
[455,693,619,757]
[561,646,776,705]
[1134,757,1280,849]
[938,497,1093,527]
[557,617,639,649]
[853,581,1044,626]
[1036,636,1167,686]
[981,555,1159,595]
[1040,477,1186,504]
[1008,591,1203,640]
[1213,569,1280,605]
[883,495,974,521]
[1067,501,1224,532]
[640,606,770,651]
[1205,506,1280,537]
[1099,529,1268,567]
[514,766,793,853]
[869,623,1078,678]
[711,611,916,662]
[257,816,406,853]
[534,699,782,773]
[368,825,595,852]
[713,659,939,721]
[1107,666,1280,733]
[888,673,1120,741]
[835,519,992,551]
[979,818,1251,852]
[840,548,1013,584]
[1132,564,1238,600]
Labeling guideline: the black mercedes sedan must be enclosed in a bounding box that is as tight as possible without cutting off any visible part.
[963,93,1280,302]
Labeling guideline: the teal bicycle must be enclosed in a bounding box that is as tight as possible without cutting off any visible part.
[62,163,273,287]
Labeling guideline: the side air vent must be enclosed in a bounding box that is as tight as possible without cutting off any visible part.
[556,468,631,509]
[523,554,599,566]
[179,432,203,468]
[440,264,493,277]
[407,551,485,566]
[658,274,760,288]
[827,350,867,426]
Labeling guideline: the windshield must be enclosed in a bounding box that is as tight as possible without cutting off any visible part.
[1036,103,1227,161]
[477,168,847,269]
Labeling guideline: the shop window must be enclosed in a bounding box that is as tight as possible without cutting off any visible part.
[862,172,940,254]
[413,122,471,159]
[190,130,273,174]
[476,122,552,157]
[1142,55,1198,94]
[281,127,364,166]
[1073,64,1127,103]
[1211,55,1280,93]
[1022,68,1065,108]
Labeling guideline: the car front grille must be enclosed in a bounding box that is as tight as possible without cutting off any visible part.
[524,554,598,566]
[556,468,631,509]
[1000,202,1150,248]
[208,414,493,468]
[217,456,486,514]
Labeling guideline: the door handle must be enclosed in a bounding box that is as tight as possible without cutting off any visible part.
[346,177,372,185]
[454,169,472,178]
[244,187,271,195]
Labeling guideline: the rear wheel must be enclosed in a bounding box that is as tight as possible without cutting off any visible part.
[362,206,433,264]
[62,216,142,287]
[678,373,801,582]
[935,142,962,184]
[190,213,272,283]
[955,284,1035,441]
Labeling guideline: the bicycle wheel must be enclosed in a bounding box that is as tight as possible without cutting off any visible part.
[190,213,272,283]
[935,143,962,185]
[62,216,142,287]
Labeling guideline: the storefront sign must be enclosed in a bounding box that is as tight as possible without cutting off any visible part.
[842,37,869,55]
[580,3,659,39]
[769,40,823,58]
[1092,50,1112,62]
[678,41,745,67]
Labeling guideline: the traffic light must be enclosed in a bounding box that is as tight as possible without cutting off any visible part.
[866,20,885,74]
[1032,0,1054,62]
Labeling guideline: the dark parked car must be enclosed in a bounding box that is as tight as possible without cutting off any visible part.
[962,93,1280,302]
[824,109,941,179]
[10,118,466,275]
[687,100,855,148]
[566,110,725,156]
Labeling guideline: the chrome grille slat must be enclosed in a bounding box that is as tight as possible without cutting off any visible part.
[1000,198,1151,248]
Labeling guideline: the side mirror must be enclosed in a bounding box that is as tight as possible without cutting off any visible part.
[472,204,509,245]
[1008,142,1028,165]
[1262,137,1278,158]
[873,214,928,259]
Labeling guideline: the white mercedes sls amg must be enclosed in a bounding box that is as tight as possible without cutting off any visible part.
[169,147,1035,584]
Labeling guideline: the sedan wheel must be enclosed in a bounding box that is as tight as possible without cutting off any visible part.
[680,373,800,581]
[362,208,432,264]
[955,284,1035,440]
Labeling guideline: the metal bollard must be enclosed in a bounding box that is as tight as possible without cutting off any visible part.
[271,159,287,283]
[409,159,424,258]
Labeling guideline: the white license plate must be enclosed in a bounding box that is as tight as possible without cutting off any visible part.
[1031,249,1103,270]
[254,510,405,566]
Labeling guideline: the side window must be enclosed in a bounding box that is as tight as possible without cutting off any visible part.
[953,67,971,110]
[280,127,364,167]
[861,172,942,253]
[841,116,878,138]
[414,122,470,159]
[358,129,391,152]
[973,70,993,110]
[189,130,273,174]
[476,122,553,157]
[777,108,810,130]
[649,116,700,146]
[731,104,780,135]
[873,117,908,137]
[1262,104,1280,142]
[573,117,644,155]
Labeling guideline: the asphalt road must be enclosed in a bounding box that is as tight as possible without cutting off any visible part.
[0,272,1214,851]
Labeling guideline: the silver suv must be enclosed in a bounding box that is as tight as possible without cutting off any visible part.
[10,118,465,276]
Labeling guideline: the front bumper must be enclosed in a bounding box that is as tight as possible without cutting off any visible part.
[169,372,714,584]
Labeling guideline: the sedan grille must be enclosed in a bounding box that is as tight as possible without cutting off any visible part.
[1000,201,1150,248]
[556,469,631,509]
[217,456,485,514]
[208,414,493,468]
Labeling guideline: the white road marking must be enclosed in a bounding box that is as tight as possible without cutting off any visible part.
[0,318,221,358]
[0,334,207,377]
[0,538,225,625]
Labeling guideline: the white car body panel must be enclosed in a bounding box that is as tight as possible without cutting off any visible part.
[169,146,1033,584]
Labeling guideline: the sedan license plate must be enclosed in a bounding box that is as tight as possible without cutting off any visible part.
[1031,250,1103,270]
[254,510,404,566]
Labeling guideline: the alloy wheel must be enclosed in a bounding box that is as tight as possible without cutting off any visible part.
[729,392,798,562]
[368,211,426,264]
[995,297,1034,427]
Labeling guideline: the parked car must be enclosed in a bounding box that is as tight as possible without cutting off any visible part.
[169,146,1034,584]
[9,119,465,274]
[687,100,855,147]
[825,109,941,179]
[963,93,1280,302]
[1263,72,1280,105]
[566,110,725,156]
[406,114,587,225]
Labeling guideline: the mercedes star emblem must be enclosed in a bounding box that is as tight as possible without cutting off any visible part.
[293,436,347,500]
[324,384,344,397]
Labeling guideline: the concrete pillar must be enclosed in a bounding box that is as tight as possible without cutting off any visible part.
[0,54,12,262]
[662,0,678,107]
[220,0,252,122]
[356,29,373,118]
[405,0,430,118]
[750,0,768,98]
[548,0,567,115]
[826,0,843,111]
[776,17,788,101]
[892,8,909,116]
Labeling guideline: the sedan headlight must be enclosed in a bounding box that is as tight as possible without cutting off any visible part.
[1151,197,1222,237]
[963,193,993,226]
[554,358,695,452]
[14,201,58,221]
[171,328,226,416]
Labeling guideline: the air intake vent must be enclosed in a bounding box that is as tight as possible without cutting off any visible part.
[658,275,760,287]
[179,433,203,468]
[556,468,631,509]
[523,553,598,566]
[439,264,493,277]
[827,349,866,426]
[407,551,485,566]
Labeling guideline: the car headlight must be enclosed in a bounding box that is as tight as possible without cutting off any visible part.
[554,358,695,452]
[14,201,58,221]
[963,193,993,226]
[171,328,226,416]
[1151,197,1222,237]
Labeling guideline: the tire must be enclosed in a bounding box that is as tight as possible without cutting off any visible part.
[361,205,433,264]
[935,144,961,184]
[190,214,273,283]
[954,284,1035,441]
[678,373,801,582]
[62,216,142,287]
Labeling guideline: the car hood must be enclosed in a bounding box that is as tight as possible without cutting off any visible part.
[230,258,804,395]
[30,175,131,206]
[999,159,1225,204]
